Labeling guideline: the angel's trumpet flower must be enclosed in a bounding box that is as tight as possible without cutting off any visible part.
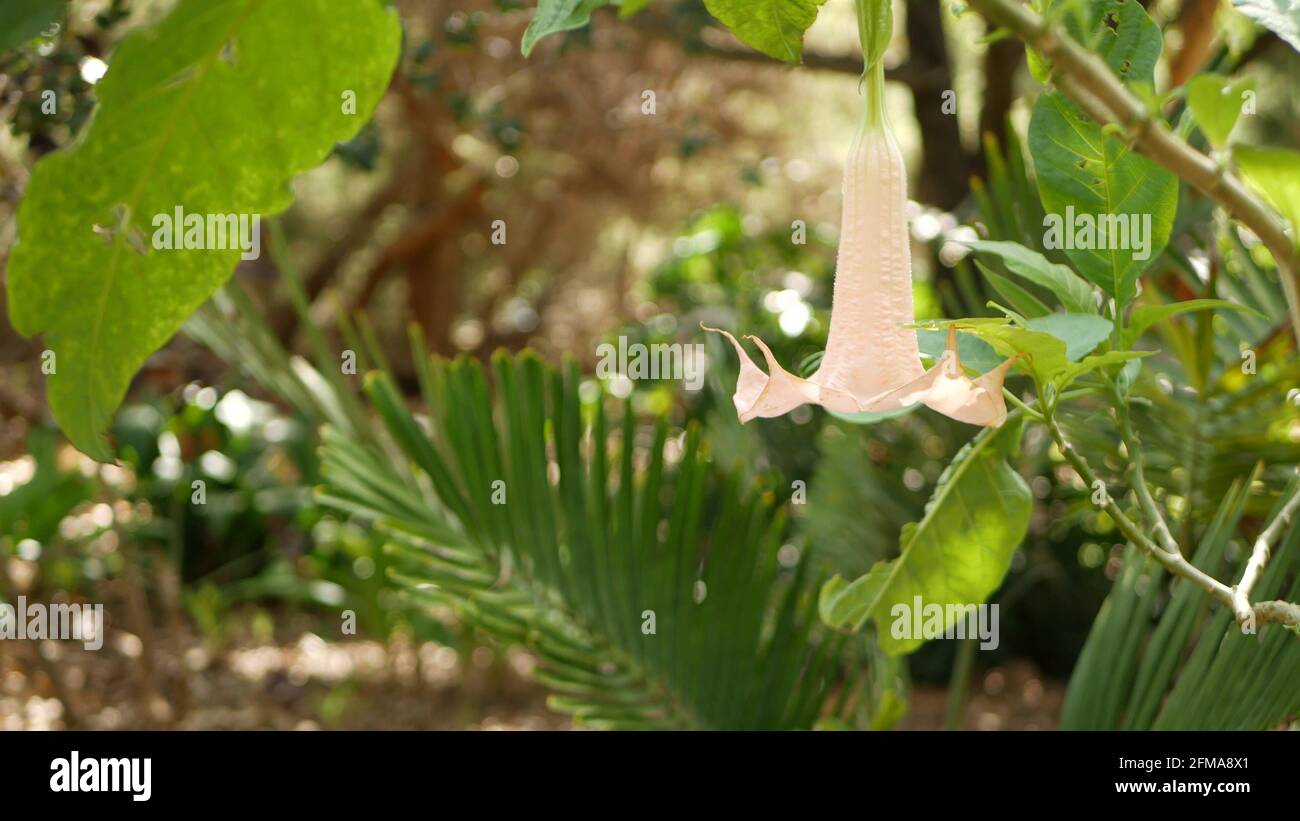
[704,67,1016,428]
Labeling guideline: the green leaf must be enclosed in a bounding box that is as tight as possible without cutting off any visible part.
[0,0,63,55]
[1122,298,1266,347]
[6,0,401,460]
[1232,0,1300,52]
[964,239,1097,313]
[1186,74,1257,150]
[916,328,1003,372]
[521,0,608,56]
[1054,349,1153,391]
[920,318,1068,386]
[919,314,1106,384]
[1028,92,1179,305]
[1024,313,1112,361]
[702,0,829,64]
[975,260,1053,319]
[1029,0,1162,86]
[1092,0,1162,85]
[1235,145,1300,250]
[855,0,892,72]
[819,418,1031,655]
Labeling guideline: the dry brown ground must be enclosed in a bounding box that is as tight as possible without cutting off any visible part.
[2,611,1064,731]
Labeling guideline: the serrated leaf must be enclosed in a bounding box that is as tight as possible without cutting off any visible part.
[1232,0,1300,52]
[702,0,829,64]
[1186,74,1257,150]
[964,240,1097,314]
[6,0,401,460]
[1028,91,1179,305]
[818,419,1031,655]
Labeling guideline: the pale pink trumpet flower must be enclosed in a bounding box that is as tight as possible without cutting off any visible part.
[705,101,1018,428]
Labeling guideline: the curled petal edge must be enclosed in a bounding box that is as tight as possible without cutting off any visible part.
[702,324,1019,428]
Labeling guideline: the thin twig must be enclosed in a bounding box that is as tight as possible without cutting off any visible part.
[1043,406,1300,628]
[1232,474,1300,626]
[1107,381,1180,556]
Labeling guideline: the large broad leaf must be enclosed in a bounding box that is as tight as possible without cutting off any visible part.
[702,0,829,64]
[820,418,1031,655]
[1028,0,1161,85]
[1028,92,1179,305]
[6,0,401,460]
[1233,0,1300,52]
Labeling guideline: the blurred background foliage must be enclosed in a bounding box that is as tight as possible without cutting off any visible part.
[1,0,1298,729]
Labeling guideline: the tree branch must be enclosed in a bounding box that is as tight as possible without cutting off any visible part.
[1232,474,1300,626]
[1042,404,1300,629]
[964,0,1300,344]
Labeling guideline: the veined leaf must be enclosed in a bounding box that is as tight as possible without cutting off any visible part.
[702,0,829,64]
[1029,0,1161,86]
[963,240,1097,315]
[1028,91,1179,305]
[820,418,1031,655]
[6,0,401,459]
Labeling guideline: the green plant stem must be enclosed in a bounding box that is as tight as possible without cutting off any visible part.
[1231,474,1300,626]
[943,637,978,729]
[1040,403,1300,628]
[964,0,1300,345]
[1002,387,1043,422]
[1105,381,1179,556]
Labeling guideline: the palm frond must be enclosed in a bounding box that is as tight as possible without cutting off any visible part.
[317,350,856,729]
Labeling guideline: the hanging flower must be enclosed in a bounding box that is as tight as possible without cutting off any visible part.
[705,50,1017,428]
